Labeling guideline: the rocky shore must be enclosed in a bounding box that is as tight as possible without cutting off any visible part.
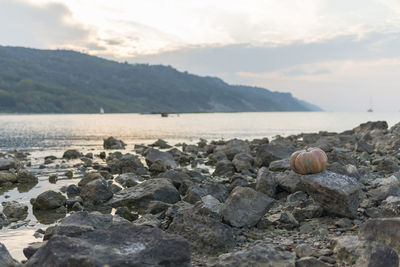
[1,121,400,266]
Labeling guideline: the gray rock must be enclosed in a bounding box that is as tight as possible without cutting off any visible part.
[110,178,181,212]
[2,201,28,221]
[62,149,81,159]
[214,139,250,160]
[80,178,113,205]
[106,153,144,174]
[115,207,138,222]
[287,191,308,203]
[145,148,177,169]
[65,196,83,208]
[0,243,21,267]
[355,243,398,267]
[355,141,374,154]
[103,136,126,149]
[26,224,191,267]
[23,241,47,259]
[78,172,103,187]
[299,171,360,218]
[0,158,17,171]
[115,172,144,188]
[255,167,278,197]
[255,143,294,168]
[167,205,235,255]
[269,158,291,172]
[0,171,17,184]
[353,121,388,133]
[16,169,38,184]
[331,235,369,265]
[182,184,207,204]
[295,244,314,258]
[150,139,172,149]
[195,195,224,219]
[213,160,235,177]
[379,196,400,217]
[222,187,274,227]
[212,242,295,267]
[134,214,161,228]
[232,153,254,173]
[66,184,81,197]
[275,171,304,193]
[296,256,331,267]
[33,190,66,210]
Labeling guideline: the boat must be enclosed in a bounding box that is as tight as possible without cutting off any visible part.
[100,107,104,114]
[367,97,373,112]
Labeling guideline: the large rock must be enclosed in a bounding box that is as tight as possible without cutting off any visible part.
[145,148,177,170]
[275,171,304,193]
[167,205,235,255]
[106,153,144,174]
[115,173,144,188]
[103,136,126,149]
[214,139,249,160]
[299,171,360,218]
[62,149,81,159]
[221,187,274,227]
[0,243,21,267]
[255,167,278,197]
[0,158,17,171]
[211,242,295,267]
[33,190,66,210]
[269,158,291,172]
[232,153,254,173]
[110,178,180,211]
[354,121,388,133]
[16,169,38,184]
[255,143,294,168]
[0,171,17,184]
[80,178,113,205]
[355,243,398,267]
[27,224,191,267]
[360,218,400,254]
[2,201,28,221]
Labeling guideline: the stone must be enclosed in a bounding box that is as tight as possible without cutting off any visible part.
[64,170,73,178]
[353,121,388,133]
[360,218,400,254]
[0,171,17,184]
[106,153,144,174]
[65,196,83,208]
[269,158,291,172]
[103,136,126,149]
[195,195,224,219]
[66,184,81,197]
[115,207,138,222]
[32,190,66,210]
[355,243,398,267]
[255,143,294,168]
[221,187,274,227]
[214,139,250,160]
[167,205,235,255]
[295,244,314,258]
[299,171,360,218]
[0,243,21,267]
[2,201,28,220]
[110,178,181,211]
[115,172,144,188]
[134,214,161,228]
[232,153,254,173]
[296,257,331,267]
[255,167,278,197]
[379,196,400,217]
[78,172,103,187]
[211,242,295,267]
[80,178,113,205]
[48,174,57,184]
[150,139,172,149]
[26,224,191,267]
[62,149,81,159]
[287,191,308,203]
[16,169,38,184]
[331,235,368,265]
[182,184,207,204]
[23,241,47,259]
[145,148,177,169]
[213,160,235,177]
[275,171,304,193]
[355,141,374,154]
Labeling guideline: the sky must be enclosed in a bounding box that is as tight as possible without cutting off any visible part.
[1,0,400,111]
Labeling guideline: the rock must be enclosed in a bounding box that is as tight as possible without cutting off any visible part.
[32,190,66,210]
[110,178,181,212]
[296,256,331,267]
[115,207,138,222]
[145,148,177,170]
[354,121,388,133]
[80,178,113,205]
[221,187,274,227]
[269,158,291,171]
[213,160,235,177]
[150,139,172,149]
[255,143,294,168]
[0,243,21,267]
[211,242,295,267]
[355,141,374,154]
[2,201,28,220]
[360,218,400,254]
[331,235,369,265]
[134,214,161,228]
[26,224,191,267]
[0,171,17,184]
[379,196,400,217]
[167,205,235,255]
[66,184,81,197]
[287,191,308,203]
[182,184,207,204]
[295,244,314,258]
[103,136,126,149]
[115,172,144,188]
[275,171,304,193]
[280,211,299,229]
[214,139,249,160]
[62,149,81,159]
[16,169,38,184]
[195,195,224,219]
[48,174,57,184]
[106,153,144,174]
[299,171,360,218]
[355,243,398,267]
[255,167,278,197]
[78,172,104,187]
[23,241,47,259]
[65,196,83,208]
[232,153,254,173]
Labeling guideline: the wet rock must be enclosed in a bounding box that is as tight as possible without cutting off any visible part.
[23,241,47,260]
[115,207,138,222]
[296,256,331,267]
[32,190,66,210]
[80,178,113,205]
[182,184,207,204]
[103,136,126,149]
[0,171,17,184]
[115,173,144,188]
[232,153,254,173]
[78,172,103,187]
[64,170,73,178]
[255,143,294,168]
[355,243,398,267]
[0,243,21,267]
[0,158,17,171]
[167,205,235,255]
[360,218,400,254]
[354,121,388,133]
[255,167,278,197]
[145,148,177,170]
[16,169,38,184]
[213,160,235,177]
[106,153,144,174]
[269,158,291,172]
[214,139,249,160]
[110,178,181,212]
[150,139,172,149]
[65,196,83,208]
[62,149,82,159]
[221,186,274,227]
[211,242,295,267]
[48,174,57,184]
[299,171,360,218]
[27,224,191,267]
[2,201,28,221]
[66,184,81,197]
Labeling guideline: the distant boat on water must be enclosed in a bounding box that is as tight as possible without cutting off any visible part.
[100,107,105,114]
[367,97,373,112]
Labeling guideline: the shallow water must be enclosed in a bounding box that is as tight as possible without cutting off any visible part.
[0,111,399,261]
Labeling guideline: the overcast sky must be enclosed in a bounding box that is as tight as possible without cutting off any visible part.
[1,0,400,111]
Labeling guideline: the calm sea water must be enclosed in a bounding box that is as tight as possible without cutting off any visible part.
[1,112,400,152]
[1,111,400,261]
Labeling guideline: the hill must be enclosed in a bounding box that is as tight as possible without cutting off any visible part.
[0,46,322,113]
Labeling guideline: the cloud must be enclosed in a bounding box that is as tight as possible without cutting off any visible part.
[0,0,90,49]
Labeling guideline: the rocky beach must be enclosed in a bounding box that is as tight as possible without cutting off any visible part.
[1,120,400,266]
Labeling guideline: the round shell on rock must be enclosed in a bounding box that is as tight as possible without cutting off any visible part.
[289,147,328,175]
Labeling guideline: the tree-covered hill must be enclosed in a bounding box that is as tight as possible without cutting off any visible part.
[0,46,322,113]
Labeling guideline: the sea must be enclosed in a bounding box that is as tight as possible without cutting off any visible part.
[0,111,400,261]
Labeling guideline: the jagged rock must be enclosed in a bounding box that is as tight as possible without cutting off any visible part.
[106,153,144,174]
[232,153,254,173]
[295,244,314,258]
[0,243,21,267]
[213,160,235,177]
[80,178,113,205]
[296,256,331,267]
[299,171,360,218]
[145,148,177,170]
[360,218,400,254]
[23,241,47,259]
[214,139,249,160]
[211,242,295,267]
[255,167,278,197]
[255,143,294,168]
[379,196,400,217]
[16,169,38,184]
[0,171,17,184]
[32,190,66,210]
[275,171,304,193]
[269,158,291,172]
[221,187,274,227]
[0,158,17,171]
[353,121,388,133]
[27,224,191,267]
[134,214,161,228]
[115,173,144,188]
[2,201,28,221]
[62,149,82,159]
[115,207,138,222]
[355,243,398,267]
[150,139,172,149]
[103,137,126,149]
